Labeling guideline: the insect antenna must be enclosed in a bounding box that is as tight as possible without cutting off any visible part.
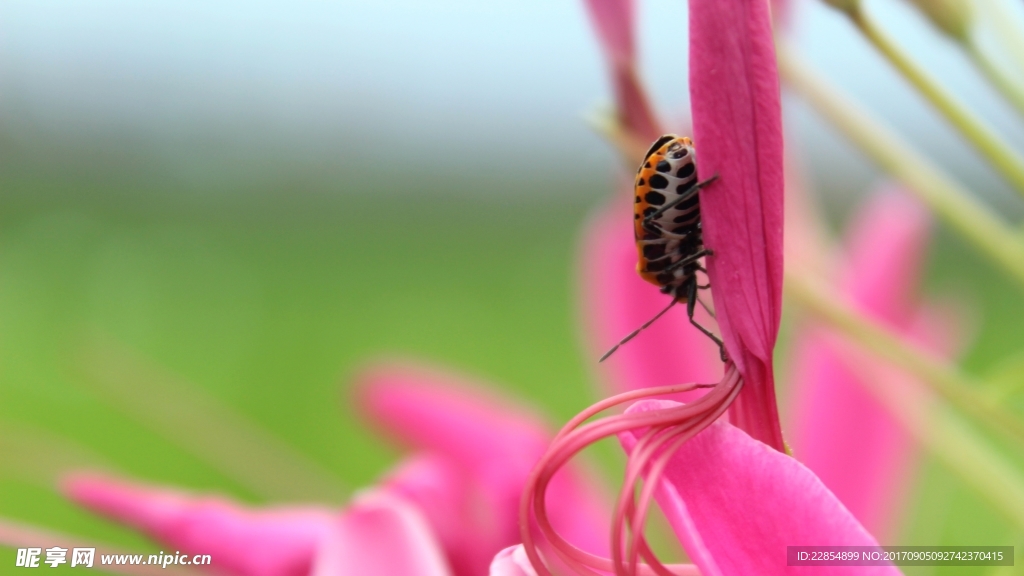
[599,298,678,362]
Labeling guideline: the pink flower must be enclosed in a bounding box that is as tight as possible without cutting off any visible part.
[689,0,786,450]
[571,187,923,576]
[573,188,933,576]
[489,545,539,576]
[582,0,787,449]
[63,363,607,576]
[515,1,926,575]
[619,400,897,576]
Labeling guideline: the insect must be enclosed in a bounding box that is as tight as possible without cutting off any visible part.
[600,134,725,362]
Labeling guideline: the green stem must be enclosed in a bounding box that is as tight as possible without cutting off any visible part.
[850,7,1024,200]
[786,271,1024,449]
[965,37,1024,119]
[787,272,1024,531]
[891,392,1024,534]
[777,40,1024,290]
[981,0,1024,84]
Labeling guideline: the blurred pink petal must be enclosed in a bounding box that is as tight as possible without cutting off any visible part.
[842,186,931,321]
[581,198,723,397]
[583,0,660,142]
[311,490,451,576]
[63,473,334,576]
[689,0,786,450]
[790,188,952,539]
[783,152,835,279]
[356,363,608,575]
[621,400,900,576]
[489,545,538,576]
[583,0,634,64]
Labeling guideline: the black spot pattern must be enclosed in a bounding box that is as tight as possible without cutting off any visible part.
[645,258,670,272]
[675,196,700,211]
[677,163,695,179]
[655,160,671,173]
[643,244,666,259]
[644,191,667,205]
[643,207,657,217]
[645,136,676,160]
[648,174,669,189]
[638,178,645,186]
[635,196,642,203]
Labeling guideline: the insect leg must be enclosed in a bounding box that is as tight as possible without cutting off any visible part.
[697,294,716,319]
[640,221,693,241]
[686,280,726,361]
[641,173,719,229]
[599,299,678,362]
[663,248,713,272]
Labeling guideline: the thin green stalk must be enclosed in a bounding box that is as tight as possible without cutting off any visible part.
[786,270,1024,449]
[777,40,1024,290]
[788,272,1024,531]
[78,337,348,503]
[849,7,1024,199]
[981,0,1024,83]
[873,380,1024,534]
[965,38,1024,119]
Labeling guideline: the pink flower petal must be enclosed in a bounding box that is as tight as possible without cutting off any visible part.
[581,198,723,397]
[63,473,334,576]
[380,454,487,576]
[689,0,786,450]
[356,363,609,575]
[621,400,900,576]
[583,0,660,141]
[582,0,634,65]
[782,153,834,279]
[841,186,930,322]
[489,545,538,576]
[311,490,451,576]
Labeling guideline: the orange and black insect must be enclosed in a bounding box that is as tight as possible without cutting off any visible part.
[600,134,724,362]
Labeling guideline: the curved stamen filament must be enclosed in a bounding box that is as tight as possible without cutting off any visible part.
[520,365,742,576]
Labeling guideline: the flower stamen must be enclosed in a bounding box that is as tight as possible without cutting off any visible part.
[520,366,742,576]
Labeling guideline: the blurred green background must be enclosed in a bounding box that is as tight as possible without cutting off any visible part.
[2,1,1024,575]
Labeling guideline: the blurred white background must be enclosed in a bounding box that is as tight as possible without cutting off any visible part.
[3,0,1024,212]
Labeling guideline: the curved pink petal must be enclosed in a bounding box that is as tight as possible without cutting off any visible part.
[63,473,334,576]
[583,0,634,65]
[790,187,954,539]
[311,490,451,576]
[581,198,723,397]
[621,400,899,576]
[380,454,488,576]
[355,363,609,575]
[583,0,660,141]
[689,0,786,450]
[489,545,538,576]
